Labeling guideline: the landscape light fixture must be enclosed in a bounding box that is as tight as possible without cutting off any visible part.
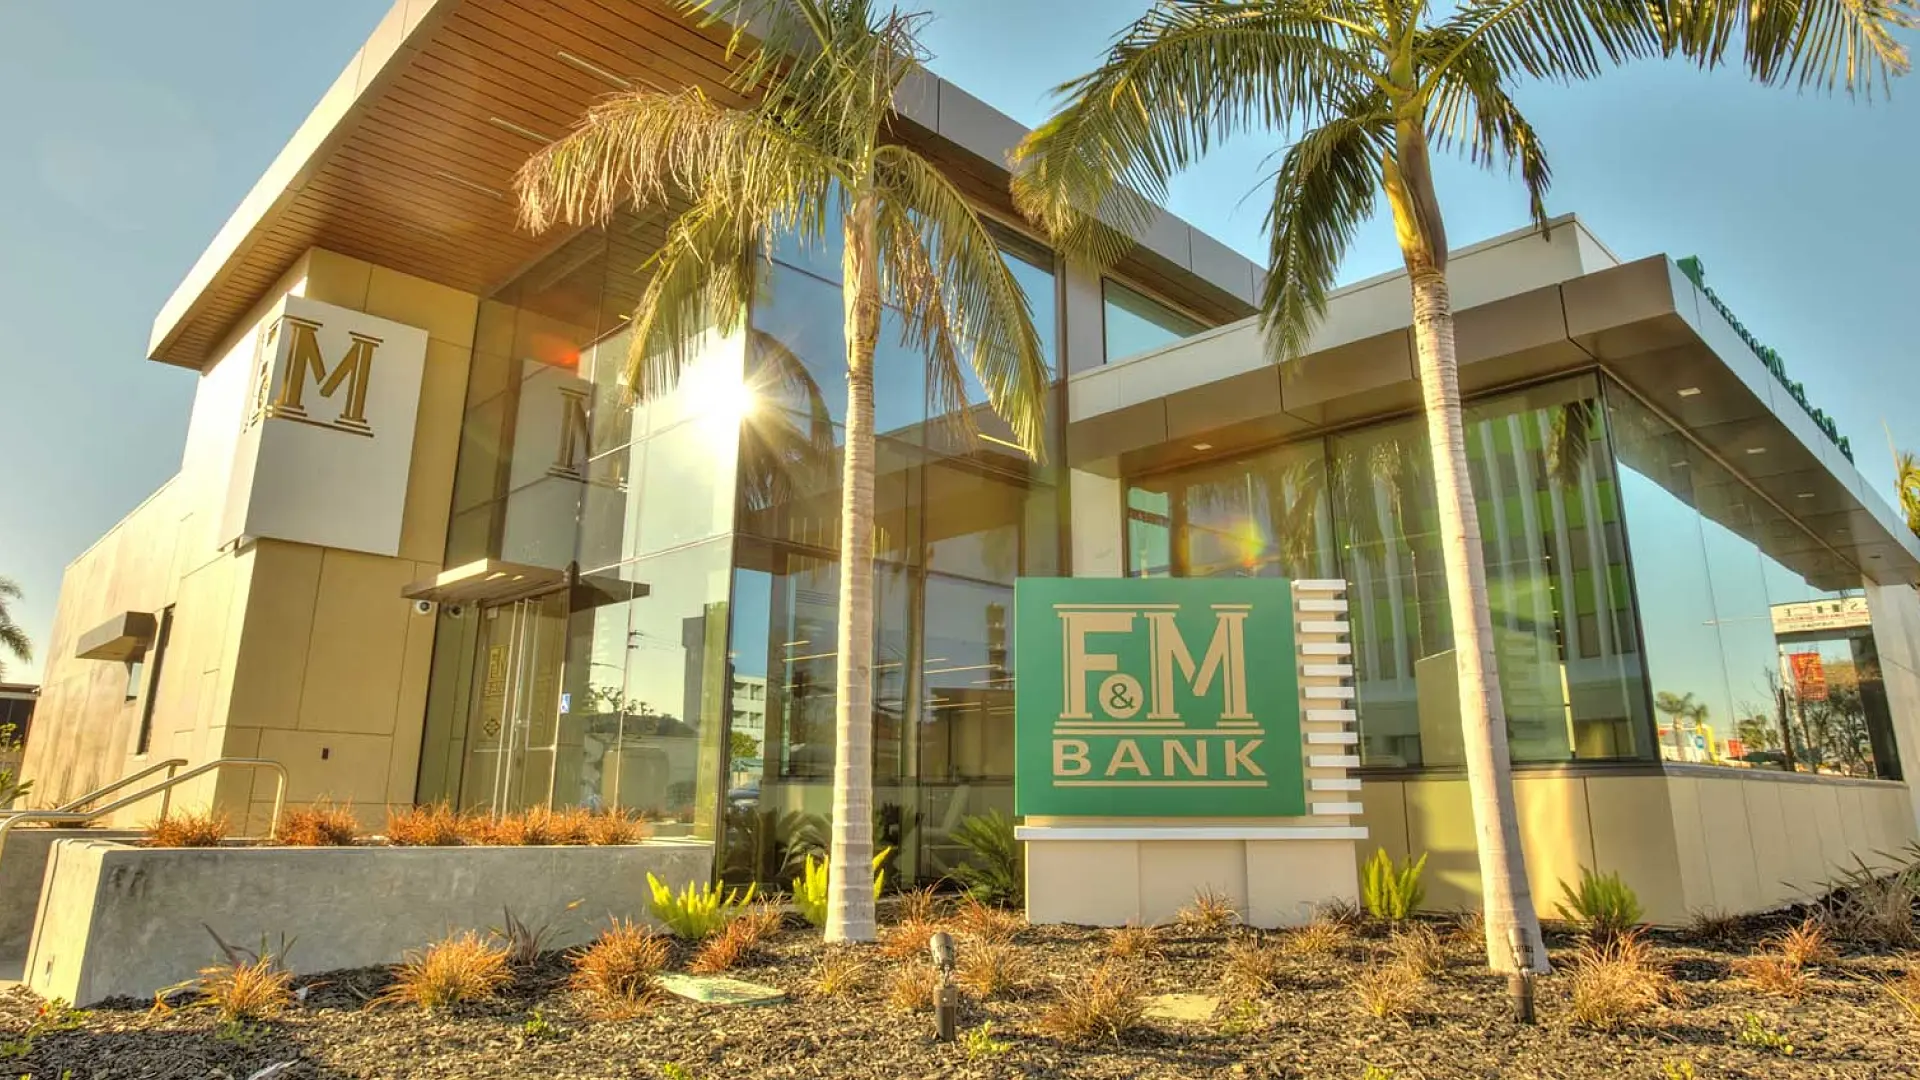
[929,931,958,1042]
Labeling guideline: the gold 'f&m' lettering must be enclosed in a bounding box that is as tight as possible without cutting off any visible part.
[265,315,381,437]
[1058,609,1133,719]
[1145,606,1251,720]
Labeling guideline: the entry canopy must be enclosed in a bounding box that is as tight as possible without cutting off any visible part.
[402,559,645,608]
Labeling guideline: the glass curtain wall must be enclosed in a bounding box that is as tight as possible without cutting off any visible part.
[418,213,741,835]
[1127,374,1647,767]
[722,227,1064,887]
[1607,381,1901,778]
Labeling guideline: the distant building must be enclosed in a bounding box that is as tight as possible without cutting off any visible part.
[0,684,35,746]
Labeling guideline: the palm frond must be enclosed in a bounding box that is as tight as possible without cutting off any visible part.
[1423,35,1552,229]
[1260,106,1391,363]
[1895,449,1920,533]
[1011,0,1374,266]
[0,624,27,666]
[1654,0,1915,95]
[622,200,760,399]
[514,87,845,244]
[0,578,19,601]
[1424,0,1663,86]
[875,145,1050,459]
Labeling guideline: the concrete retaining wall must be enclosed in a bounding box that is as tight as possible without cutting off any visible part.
[26,838,713,1005]
[0,828,138,978]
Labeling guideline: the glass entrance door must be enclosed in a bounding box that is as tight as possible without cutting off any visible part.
[459,591,568,814]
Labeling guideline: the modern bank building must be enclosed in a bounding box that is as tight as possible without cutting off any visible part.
[24,0,1920,934]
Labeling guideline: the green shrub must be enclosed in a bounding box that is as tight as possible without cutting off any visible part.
[645,873,756,940]
[1360,848,1427,921]
[792,847,892,928]
[1557,868,1644,939]
[949,810,1023,907]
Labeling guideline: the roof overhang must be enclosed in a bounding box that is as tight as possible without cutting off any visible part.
[1069,244,1920,591]
[148,0,1260,370]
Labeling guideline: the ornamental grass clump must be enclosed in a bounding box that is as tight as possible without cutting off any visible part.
[879,917,940,961]
[1350,959,1428,1019]
[1103,922,1161,961]
[956,939,1035,1000]
[808,951,870,998]
[1568,930,1667,1030]
[143,810,229,848]
[951,896,1025,944]
[1223,937,1288,997]
[1176,887,1240,933]
[383,803,465,846]
[885,964,938,1014]
[191,957,294,1023]
[377,932,511,1011]
[1283,918,1354,960]
[688,903,782,974]
[1035,963,1146,1043]
[278,800,360,847]
[1385,924,1446,978]
[569,919,669,1017]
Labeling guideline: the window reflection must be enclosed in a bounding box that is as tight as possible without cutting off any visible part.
[1103,279,1205,363]
[1127,376,1646,767]
[1609,383,1901,778]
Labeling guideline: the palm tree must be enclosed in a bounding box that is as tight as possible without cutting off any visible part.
[514,0,1050,942]
[1012,0,1910,975]
[0,578,29,683]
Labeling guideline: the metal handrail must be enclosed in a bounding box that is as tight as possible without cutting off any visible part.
[0,758,289,852]
[4,758,190,819]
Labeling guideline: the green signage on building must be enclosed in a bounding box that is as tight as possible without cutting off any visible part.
[1014,578,1304,818]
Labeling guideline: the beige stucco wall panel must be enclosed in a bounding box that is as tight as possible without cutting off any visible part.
[256,728,393,806]
[1137,840,1248,921]
[1808,782,1849,879]
[1355,778,1409,863]
[1583,776,1686,924]
[225,543,323,730]
[301,248,374,309]
[1698,776,1766,912]
[1513,775,1596,917]
[1400,779,1479,911]
[1737,779,1795,907]
[364,264,477,351]
[397,337,472,563]
[1246,840,1361,926]
[1663,775,1717,914]
[1026,840,1142,926]
[298,551,419,736]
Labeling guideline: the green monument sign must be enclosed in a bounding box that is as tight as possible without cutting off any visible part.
[1014,578,1305,817]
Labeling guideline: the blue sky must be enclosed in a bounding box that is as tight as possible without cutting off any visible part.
[1,2,1916,683]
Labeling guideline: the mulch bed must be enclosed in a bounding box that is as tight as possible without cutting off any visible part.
[5,913,1919,1080]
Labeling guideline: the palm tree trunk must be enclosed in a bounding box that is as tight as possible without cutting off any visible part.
[826,190,881,943]
[1408,264,1550,975]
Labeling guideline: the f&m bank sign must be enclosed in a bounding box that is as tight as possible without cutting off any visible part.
[1014,578,1306,817]
[221,295,430,558]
